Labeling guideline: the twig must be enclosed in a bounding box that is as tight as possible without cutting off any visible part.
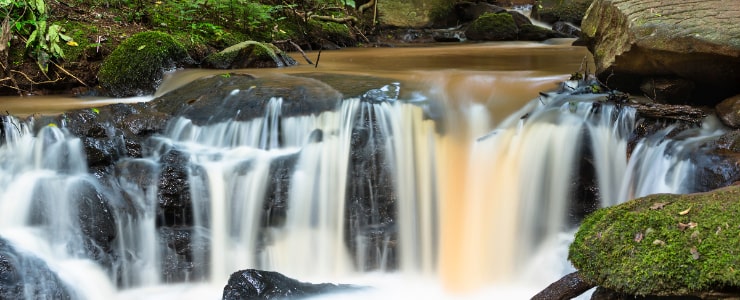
[275,40,314,64]
[51,61,88,86]
[359,0,376,14]
[11,70,62,85]
[315,48,322,68]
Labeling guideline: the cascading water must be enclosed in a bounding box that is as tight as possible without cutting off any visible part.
[0,77,725,299]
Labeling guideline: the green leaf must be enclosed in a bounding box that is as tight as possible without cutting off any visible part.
[59,33,72,41]
[51,42,63,58]
[35,0,45,15]
[26,30,38,48]
[0,0,11,8]
[137,45,146,50]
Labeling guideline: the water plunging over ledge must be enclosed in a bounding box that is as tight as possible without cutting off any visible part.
[0,42,727,299]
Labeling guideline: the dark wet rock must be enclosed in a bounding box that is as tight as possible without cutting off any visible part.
[716,94,740,129]
[60,108,109,138]
[120,111,169,137]
[532,272,594,300]
[454,1,506,23]
[0,238,73,300]
[505,10,533,28]
[570,129,600,225]
[346,102,399,270]
[639,77,695,105]
[81,137,121,169]
[262,153,298,228]
[465,12,519,41]
[159,226,210,282]
[222,269,361,300]
[203,41,297,69]
[518,24,570,41]
[76,182,118,258]
[149,73,342,125]
[581,0,740,106]
[157,149,193,226]
[98,31,193,97]
[690,130,740,192]
[552,21,581,38]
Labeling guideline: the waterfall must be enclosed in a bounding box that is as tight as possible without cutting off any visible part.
[0,80,726,299]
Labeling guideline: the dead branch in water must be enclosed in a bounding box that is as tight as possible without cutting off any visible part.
[274,39,314,64]
[531,272,594,300]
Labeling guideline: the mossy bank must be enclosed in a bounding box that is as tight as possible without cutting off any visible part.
[569,185,740,296]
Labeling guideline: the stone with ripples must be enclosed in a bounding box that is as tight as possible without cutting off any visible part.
[581,0,740,105]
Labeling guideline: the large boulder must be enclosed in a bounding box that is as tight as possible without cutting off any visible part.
[532,0,593,26]
[222,269,361,300]
[203,41,296,69]
[148,73,342,125]
[581,0,740,106]
[376,0,452,28]
[569,185,740,297]
[464,12,519,41]
[97,31,193,97]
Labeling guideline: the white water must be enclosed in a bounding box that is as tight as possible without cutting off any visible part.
[0,80,725,300]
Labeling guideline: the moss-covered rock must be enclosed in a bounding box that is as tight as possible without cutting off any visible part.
[203,41,296,69]
[464,12,518,41]
[98,31,192,97]
[308,20,356,48]
[569,185,740,296]
[532,0,593,26]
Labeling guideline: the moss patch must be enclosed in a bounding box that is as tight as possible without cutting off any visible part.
[569,185,740,296]
[98,31,190,97]
[465,12,518,41]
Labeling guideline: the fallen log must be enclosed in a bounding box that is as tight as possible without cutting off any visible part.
[531,272,595,300]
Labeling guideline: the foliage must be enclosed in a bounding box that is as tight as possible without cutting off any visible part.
[0,0,76,73]
[569,185,740,296]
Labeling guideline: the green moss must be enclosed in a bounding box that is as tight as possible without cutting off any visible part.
[538,0,592,24]
[466,13,518,41]
[56,21,99,62]
[569,185,740,296]
[98,31,190,97]
[308,20,355,47]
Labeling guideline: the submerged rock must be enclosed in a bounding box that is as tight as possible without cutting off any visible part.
[0,238,73,300]
[569,185,740,297]
[222,269,361,300]
[581,0,740,105]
